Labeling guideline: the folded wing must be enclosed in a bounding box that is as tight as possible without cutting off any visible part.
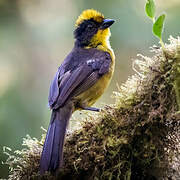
[48,52,111,110]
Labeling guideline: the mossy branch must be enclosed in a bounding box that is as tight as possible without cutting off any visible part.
[4,36,180,180]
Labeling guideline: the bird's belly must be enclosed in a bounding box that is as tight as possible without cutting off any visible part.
[74,70,113,108]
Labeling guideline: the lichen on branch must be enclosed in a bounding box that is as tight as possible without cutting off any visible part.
[4,36,180,180]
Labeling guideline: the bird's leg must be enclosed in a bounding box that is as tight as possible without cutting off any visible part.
[81,107,100,112]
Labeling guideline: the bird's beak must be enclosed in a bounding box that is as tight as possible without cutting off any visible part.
[100,19,115,29]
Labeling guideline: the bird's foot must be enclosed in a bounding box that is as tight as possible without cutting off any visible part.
[82,107,100,112]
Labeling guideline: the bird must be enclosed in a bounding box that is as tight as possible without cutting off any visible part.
[40,9,115,174]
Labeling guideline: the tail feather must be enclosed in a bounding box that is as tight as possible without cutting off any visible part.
[40,103,73,174]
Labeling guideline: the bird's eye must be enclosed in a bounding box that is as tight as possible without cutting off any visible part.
[88,24,93,29]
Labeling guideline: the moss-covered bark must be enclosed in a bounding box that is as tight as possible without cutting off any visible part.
[4,37,180,180]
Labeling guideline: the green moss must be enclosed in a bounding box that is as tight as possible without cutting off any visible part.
[3,37,180,180]
[173,45,180,110]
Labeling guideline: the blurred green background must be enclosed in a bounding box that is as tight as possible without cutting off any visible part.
[0,0,179,178]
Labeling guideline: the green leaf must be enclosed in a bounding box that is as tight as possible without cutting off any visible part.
[153,14,166,39]
[145,0,156,19]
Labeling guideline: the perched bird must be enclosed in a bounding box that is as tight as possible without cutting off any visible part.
[40,9,115,174]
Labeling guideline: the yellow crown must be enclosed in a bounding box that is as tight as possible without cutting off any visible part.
[75,9,104,27]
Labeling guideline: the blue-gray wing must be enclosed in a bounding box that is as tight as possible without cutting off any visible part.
[48,66,65,108]
[48,52,111,110]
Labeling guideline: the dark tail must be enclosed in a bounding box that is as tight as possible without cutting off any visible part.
[40,103,73,174]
